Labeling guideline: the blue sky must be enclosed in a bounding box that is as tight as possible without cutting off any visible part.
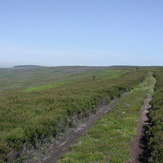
[0,0,163,67]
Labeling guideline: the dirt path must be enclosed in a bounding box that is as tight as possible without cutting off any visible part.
[25,95,125,163]
[130,94,152,163]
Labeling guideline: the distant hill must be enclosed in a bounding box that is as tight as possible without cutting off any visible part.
[13,65,45,68]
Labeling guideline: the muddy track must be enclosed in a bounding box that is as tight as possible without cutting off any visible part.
[130,94,152,163]
[24,94,126,163]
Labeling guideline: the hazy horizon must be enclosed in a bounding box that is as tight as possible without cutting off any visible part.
[1,64,163,69]
[0,0,163,67]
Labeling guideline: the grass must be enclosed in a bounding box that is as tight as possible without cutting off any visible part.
[57,73,155,163]
[24,81,70,92]
[0,70,146,162]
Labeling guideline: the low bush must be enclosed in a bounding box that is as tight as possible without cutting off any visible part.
[0,71,146,161]
[147,71,163,163]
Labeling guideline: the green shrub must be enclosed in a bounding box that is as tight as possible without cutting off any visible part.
[147,71,163,163]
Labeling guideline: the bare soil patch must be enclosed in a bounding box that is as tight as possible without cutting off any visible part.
[130,94,152,163]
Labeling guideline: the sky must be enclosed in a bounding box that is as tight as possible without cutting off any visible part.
[0,0,163,67]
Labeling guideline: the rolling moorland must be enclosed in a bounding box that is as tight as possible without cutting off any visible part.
[0,66,163,163]
[57,72,155,163]
[0,66,129,91]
